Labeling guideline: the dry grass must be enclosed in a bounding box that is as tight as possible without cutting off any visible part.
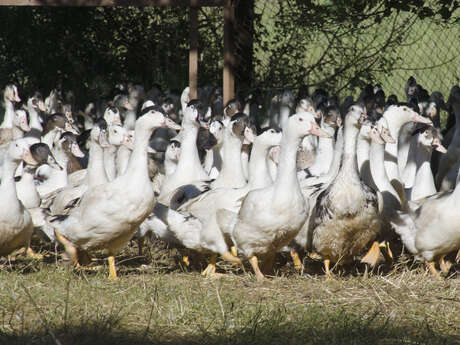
[0,241,459,345]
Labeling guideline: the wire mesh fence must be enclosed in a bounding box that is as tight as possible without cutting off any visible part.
[243,1,460,100]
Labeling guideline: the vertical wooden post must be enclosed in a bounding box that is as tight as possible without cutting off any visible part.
[189,4,198,100]
[223,0,235,105]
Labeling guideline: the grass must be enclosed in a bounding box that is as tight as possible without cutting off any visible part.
[0,241,459,345]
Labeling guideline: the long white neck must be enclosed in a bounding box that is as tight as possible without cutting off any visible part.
[397,123,414,176]
[337,122,360,182]
[103,146,118,182]
[309,124,335,176]
[274,129,302,201]
[204,145,223,176]
[116,146,131,177]
[0,157,21,212]
[279,105,291,129]
[248,144,273,190]
[164,157,178,176]
[28,106,43,132]
[383,109,412,186]
[17,168,41,209]
[1,100,15,128]
[122,126,150,183]
[370,140,402,211]
[241,144,250,180]
[124,110,137,131]
[410,145,436,200]
[401,136,418,189]
[175,125,208,181]
[357,133,377,190]
[213,129,246,188]
[86,141,108,186]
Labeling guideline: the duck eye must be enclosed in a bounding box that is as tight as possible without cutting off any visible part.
[403,107,408,111]
[299,118,304,122]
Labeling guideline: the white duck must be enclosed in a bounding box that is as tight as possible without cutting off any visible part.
[50,107,181,279]
[158,100,209,205]
[383,104,432,199]
[217,111,329,280]
[0,138,38,257]
[1,84,21,129]
[307,105,383,277]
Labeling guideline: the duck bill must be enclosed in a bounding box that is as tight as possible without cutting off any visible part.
[244,127,255,144]
[65,122,80,135]
[99,130,111,148]
[269,145,280,164]
[369,130,385,145]
[147,146,157,154]
[433,139,447,153]
[309,122,332,138]
[47,154,63,170]
[19,119,31,132]
[124,101,134,111]
[121,135,135,150]
[38,100,46,112]
[71,142,85,158]
[412,113,432,125]
[113,115,122,126]
[164,117,182,131]
[381,130,396,144]
[22,149,39,166]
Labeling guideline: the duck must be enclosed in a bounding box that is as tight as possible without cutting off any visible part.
[25,92,46,136]
[158,100,209,205]
[0,138,39,257]
[43,120,111,216]
[104,125,133,181]
[307,105,383,277]
[1,84,21,129]
[154,126,283,276]
[216,111,329,280]
[49,106,181,279]
[35,132,85,197]
[210,113,255,189]
[383,104,432,199]
[203,120,224,178]
[407,126,446,201]
[16,142,61,209]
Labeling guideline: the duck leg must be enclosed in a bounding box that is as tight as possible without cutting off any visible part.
[137,237,144,256]
[324,259,333,280]
[379,241,394,266]
[360,241,381,267]
[230,246,238,257]
[456,249,460,263]
[249,255,265,281]
[221,251,242,265]
[290,249,303,271]
[25,247,44,260]
[107,255,118,280]
[182,256,190,267]
[425,261,442,280]
[438,255,452,275]
[54,230,80,267]
[201,254,217,277]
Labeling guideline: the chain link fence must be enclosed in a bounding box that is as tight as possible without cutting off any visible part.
[240,1,460,101]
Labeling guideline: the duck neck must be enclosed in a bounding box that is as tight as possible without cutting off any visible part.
[370,140,402,208]
[356,131,371,174]
[1,100,14,128]
[164,157,178,176]
[86,141,108,186]
[411,145,436,199]
[116,146,131,176]
[103,145,117,181]
[397,124,413,175]
[1,158,20,207]
[338,122,360,181]
[275,130,301,195]
[279,105,291,129]
[28,106,43,132]
[125,126,151,182]
[175,124,207,180]
[217,129,246,187]
[310,124,335,175]
[248,144,272,190]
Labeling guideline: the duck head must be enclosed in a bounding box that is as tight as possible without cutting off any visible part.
[104,106,122,126]
[165,140,181,163]
[30,142,62,170]
[4,84,21,103]
[288,111,331,138]
[8,139,38,166]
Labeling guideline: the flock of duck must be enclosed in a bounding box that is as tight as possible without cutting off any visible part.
[1,77,459,281]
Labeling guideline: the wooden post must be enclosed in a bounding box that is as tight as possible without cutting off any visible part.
[189,4,198,100]
[223,0,235,105]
